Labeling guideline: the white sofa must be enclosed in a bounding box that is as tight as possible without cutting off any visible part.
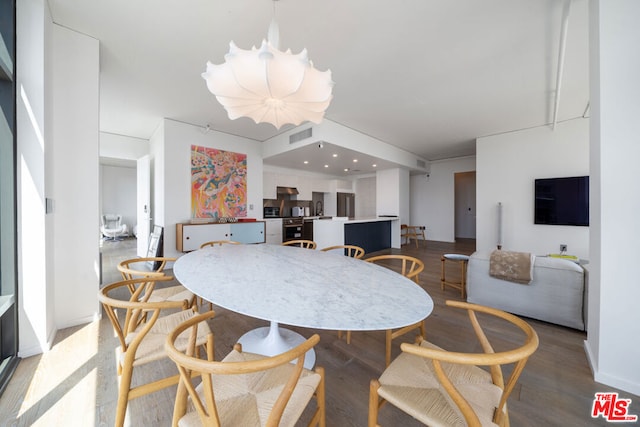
[466,250,587,330]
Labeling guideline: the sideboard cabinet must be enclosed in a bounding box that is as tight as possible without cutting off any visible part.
[176,222,265,251]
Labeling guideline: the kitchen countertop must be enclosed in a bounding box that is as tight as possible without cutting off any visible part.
[315,216,399,223]
[264,216,398,222]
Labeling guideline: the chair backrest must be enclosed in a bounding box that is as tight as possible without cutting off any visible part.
[98,276,190,355]
[199,240,241,248]
[320,244,365,259]
[401,300,539,426]
[117,257,177,280]
[365,254,424,283]
[165,311,321,427]
[102,213,122,228]
[282,239,317,249]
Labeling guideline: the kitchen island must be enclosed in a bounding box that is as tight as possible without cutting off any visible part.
[313,216,401,253]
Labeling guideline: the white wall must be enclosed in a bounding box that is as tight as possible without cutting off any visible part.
[150,121,165,239]
[100,132,149,160]
[16,0,54,356]
[376,168,408,248]
[101,164,136,233]
[410,156,475,243]
[585,0,640,396]
[377,169,401,218]
[476,118,589,258]
[50,24,100,330]
[155,119,263,259]
[354,175,376,218]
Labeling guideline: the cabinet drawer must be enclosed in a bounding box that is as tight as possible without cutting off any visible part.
[176,222,266,251]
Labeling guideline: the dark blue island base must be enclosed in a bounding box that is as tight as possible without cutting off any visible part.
[344,220,392,254]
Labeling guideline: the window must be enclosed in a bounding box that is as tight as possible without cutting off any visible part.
[0,0,19,396]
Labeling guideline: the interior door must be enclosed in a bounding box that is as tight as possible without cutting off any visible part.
[454,171,476,239]
[137,155,151,257]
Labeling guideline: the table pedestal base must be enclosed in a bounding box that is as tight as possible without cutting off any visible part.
[237,322,316,370]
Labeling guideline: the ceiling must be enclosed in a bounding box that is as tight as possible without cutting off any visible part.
[49,0,589,174]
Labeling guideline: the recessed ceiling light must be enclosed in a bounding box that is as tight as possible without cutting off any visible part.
[324,164,329,168]
[303,160,309,164]
[372,164,377,167]
[332,153,338,158]
[344,168,349,172]
[353,159,358,163]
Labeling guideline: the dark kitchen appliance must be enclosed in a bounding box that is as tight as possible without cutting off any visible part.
[264,206,280,218]
[303,218,314,241]
[282,217,304,242]
[337,192,355,218]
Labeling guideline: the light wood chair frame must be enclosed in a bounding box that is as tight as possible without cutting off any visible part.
[199,240,241,248]
[117,256,197,308]
[282,239,317,249]
[319,244,365,259]
[341,254,426,366]
[369,300,540,427]
[401,224,426,248]
[440,254,469,298]
[365,254,424,284]
[165,311,326,427]
[99,277,205,427]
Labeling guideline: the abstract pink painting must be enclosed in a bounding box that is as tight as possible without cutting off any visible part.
[191,145,247,219]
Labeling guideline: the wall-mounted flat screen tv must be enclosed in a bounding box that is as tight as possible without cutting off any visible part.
[534,176,589,226]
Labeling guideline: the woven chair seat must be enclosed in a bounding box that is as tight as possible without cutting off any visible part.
[378,340,503,426]
[146,285,194,304]
[122,309,211,367]
[178,350,322,427]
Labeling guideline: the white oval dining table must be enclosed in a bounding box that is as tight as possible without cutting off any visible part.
[173,243,434,368]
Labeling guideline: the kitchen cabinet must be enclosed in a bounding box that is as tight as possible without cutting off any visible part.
[313,217,399,252]
[176,222,265,251]
[296,175,312,200]
[263,172,277,199]
[312,178,330,192]
[230,222,265,244]
[277,173,299,189]
[331,179,353,192]
[264,218,283,245]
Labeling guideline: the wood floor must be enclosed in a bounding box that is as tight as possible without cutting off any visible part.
[1,237,637,426]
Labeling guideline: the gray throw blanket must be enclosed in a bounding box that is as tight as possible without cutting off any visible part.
[489,250,535,284]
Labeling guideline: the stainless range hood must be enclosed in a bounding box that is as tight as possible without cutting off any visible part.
[277,186,299,195]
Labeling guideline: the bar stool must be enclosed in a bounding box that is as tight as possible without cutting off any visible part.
[440,253,470,298]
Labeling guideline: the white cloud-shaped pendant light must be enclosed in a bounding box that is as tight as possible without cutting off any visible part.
[202,19,333,129]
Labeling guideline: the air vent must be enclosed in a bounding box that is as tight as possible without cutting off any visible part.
[289,128,312,144]
[416,159,426,169]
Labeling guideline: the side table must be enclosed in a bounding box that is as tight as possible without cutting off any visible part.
[441,254,470,298]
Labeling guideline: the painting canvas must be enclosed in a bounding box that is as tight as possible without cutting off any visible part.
[191,145,247,219]
[146,225,163,270]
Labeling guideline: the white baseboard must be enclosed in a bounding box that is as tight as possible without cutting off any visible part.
[55,312,100,330]
[583,339,596,375]
[585,339,640,396]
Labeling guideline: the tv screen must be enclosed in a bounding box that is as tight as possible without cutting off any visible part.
[534,176,589,226]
